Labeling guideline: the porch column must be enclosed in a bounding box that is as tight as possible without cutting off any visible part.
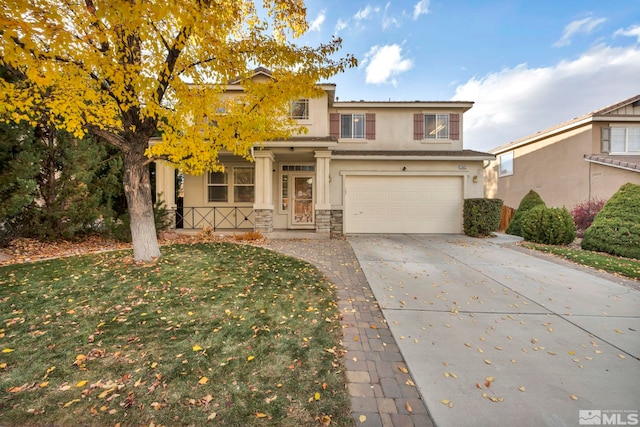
[314,150,331,234]
[253,150,275,233]
[154,160,176,229]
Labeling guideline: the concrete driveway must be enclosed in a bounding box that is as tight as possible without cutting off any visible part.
[348,234,640,427]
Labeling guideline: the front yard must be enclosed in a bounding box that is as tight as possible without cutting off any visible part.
[0,242,350,426]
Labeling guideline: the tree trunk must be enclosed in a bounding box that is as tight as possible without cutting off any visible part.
[123,147,161,262]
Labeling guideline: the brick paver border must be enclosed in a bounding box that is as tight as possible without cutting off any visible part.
[263,239,435,427]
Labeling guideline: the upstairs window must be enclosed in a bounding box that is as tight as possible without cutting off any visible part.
[414,113,460,140]
[341,113,366,139]
[499,151,514,177]
[425,114,449,139]
[290,99,309,120]
[610,127,640,154]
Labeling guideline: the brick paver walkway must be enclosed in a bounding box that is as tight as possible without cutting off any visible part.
[263,239,435,427]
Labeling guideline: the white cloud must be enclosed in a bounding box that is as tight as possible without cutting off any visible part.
[553,16,607,47]
[354,5,377,21]
[382,2,400,29]
[335,18,348,33]
[413,0,430,20]
[309,10,325,32]
[452,44,640,151]
[615,24,640,43]
[363,44,414,85]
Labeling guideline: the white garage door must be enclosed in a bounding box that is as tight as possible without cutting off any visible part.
[345,175,463,234]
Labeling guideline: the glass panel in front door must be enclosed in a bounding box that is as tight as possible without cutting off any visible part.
[293,176,313,224]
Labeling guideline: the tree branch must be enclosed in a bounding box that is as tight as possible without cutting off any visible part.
[86,125,130,153]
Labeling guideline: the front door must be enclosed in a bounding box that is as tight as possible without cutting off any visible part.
[291,176,314,228]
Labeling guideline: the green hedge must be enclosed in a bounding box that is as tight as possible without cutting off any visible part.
[521,205,576,245]
[506,190,546,237]
[581,183,640,259]
[463,198,503,237]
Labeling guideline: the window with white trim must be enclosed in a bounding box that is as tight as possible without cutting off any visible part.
[499,151,514,177]
[207,167,254,203]
[233,167,254,203]
[290,99,309,120]
[340,113,365,139]
[611,127,640,154]
[207,171,228,202]
[425,114,449,139]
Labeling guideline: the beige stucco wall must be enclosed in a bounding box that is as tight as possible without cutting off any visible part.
[486,126,594,208]
[329,106,465,151]
[486,123,640,209]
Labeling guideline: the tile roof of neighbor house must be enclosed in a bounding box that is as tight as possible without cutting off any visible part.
[584,154,640,172]
[490,94,640,154]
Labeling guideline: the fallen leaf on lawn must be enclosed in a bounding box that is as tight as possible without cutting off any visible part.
[76,380,88,388]
[40,381,49,388]
[2,348,15,353]
[0,363,6,369]
[359,415,367,422]
[256,412,268,418]
[247,355,255,361]
[314,392,321,401]
[192,345,203,352]
[199,377,208,385]
[405,402,413,412]
[569,394,578,401]
[518,386,526,392]
[63,399,81,408]
[98,388,116,399]
[150,402,166,410]
[207,412,217,421]
[320,414,331,426]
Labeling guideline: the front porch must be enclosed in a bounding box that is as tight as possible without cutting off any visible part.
[154,146,339,236]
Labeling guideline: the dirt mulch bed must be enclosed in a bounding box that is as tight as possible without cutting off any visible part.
[0,231,259,266]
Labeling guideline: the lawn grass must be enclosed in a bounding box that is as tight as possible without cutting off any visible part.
[0,242,350,426]
[521,242,640,280]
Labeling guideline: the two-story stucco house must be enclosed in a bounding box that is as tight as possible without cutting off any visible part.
[485,95,640,209]
[154,68,494,236]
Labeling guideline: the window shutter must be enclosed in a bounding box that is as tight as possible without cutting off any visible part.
[413,114,424,140]
[450,113,460,140]
[330,113,340,138]
[601,127,611,153]
[366,113,376,139]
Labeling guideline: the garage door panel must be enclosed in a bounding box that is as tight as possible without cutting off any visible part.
[345,176,463,234]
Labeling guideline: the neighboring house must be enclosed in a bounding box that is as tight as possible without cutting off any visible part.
[154,68,493,236]
[485,95,640,209]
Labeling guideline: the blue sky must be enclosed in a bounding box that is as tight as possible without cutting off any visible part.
[296,0,640,151]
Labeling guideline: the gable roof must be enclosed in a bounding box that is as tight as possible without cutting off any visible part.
[491,94,640,154]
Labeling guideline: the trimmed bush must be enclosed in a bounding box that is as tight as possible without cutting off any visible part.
[571,198,606,237]
[521,205,576,245]
[581,183,640,259]
[506,190,546,237]
[463,198,503,237]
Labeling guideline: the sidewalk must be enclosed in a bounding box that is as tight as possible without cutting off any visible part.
[263,238,434,427]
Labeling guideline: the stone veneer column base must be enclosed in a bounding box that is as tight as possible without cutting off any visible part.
[330,209,343,238]
[254,209,274,233]
[315,210,331,234]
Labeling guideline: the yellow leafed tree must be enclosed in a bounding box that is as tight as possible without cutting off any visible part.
[0,0,356,261]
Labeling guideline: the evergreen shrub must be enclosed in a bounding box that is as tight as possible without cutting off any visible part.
[581,183,640,259]
[506,190,546,237]
[463,198,503,237]
[521,205,576,245]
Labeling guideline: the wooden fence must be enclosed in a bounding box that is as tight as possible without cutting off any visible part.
[499,205,516,232]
